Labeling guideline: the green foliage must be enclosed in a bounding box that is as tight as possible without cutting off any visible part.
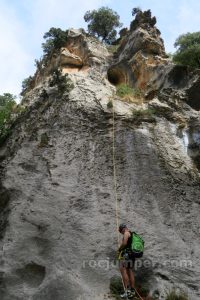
[132,108,156,117]
[133,88,143,98]
[110,275,156,299]
[173,32,200,68]
[132,7,142,16]
[110,276,124,299]
[119,27,128,38]
[39,133,49,148]
[165,290,188,300]
[20,28,69,96]
[21,76,34,96]
[49,69,74,95]
[107,100,113,109]
[34,58,44,72]
[130,9,156,31]
[132,108,156,124]
[0,93,17,143]
[167,52,173,60]
[116,84,133,97]
[42,27,68,57]
[84,7,122,43]
[106,44,119,54]
[116,84,143,99]
[0,93,16,107]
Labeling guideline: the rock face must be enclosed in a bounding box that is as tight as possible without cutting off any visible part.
[60,48,83,67]
[108,10,169,93]
[108,9,200,110]
[0,10,200,300]
[34,28,110,86]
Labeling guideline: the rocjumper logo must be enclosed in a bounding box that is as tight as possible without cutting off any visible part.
[82,257,193,271]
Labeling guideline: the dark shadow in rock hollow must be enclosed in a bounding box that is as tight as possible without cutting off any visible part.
[0,185,10,239]
[15,263,46,288]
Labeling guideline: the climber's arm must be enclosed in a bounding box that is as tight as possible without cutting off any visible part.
[118,231,130,251]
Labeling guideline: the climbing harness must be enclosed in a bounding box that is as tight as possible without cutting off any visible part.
[112,102,144,300]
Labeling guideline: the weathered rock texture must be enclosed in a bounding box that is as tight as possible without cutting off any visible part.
[33,28,110,87]
[108,10,200,108]
[0,10,200,300]
[108,10,169,94]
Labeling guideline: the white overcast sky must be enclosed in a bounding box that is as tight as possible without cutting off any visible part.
[0,0,200,98]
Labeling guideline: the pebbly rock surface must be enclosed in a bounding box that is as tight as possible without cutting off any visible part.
[0,11,200,300]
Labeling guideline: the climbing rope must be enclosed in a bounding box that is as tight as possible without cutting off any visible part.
[112,101,144,300]
[134,289,144,300]
[112,102,120,247]
[112,102,127,298]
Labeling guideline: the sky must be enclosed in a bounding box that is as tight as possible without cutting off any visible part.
[0,0,200,98]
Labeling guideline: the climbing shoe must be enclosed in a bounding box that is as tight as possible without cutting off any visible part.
[127,289,136,298]
[120,290,128,298]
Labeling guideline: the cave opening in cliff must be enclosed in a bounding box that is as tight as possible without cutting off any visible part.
[187,81,200,111]
[107,68,126,86]
[168,66,200,111]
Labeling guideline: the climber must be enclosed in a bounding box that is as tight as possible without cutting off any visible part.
[118,224,136,299]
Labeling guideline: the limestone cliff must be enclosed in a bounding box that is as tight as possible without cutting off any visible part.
[0,10,200,300]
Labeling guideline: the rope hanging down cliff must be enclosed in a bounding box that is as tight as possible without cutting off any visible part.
[112,102,144,300]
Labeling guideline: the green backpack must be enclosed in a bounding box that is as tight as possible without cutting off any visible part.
[130,232,144,257]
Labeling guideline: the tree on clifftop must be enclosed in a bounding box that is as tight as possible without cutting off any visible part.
[84,7,122,43]
[173,32,200,68]
[42,27,68,57]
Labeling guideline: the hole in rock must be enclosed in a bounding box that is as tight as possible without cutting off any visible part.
[168,65,189,88]
[187,80,200,110]
[107,68,126,86]
[16,263,46,288]
[168,65,200,110]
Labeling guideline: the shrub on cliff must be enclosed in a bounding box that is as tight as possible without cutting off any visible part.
[173,32,200,68]
[165,289,188,300]
[116,84,144,104]
[21,76,34,96]
[42,27,68,57]
[49,69,74,95]
[130,8,156,31]
[0,93,16,107]
[84,7,122,43]
[132,108,156,124]
[0,93,17,143]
